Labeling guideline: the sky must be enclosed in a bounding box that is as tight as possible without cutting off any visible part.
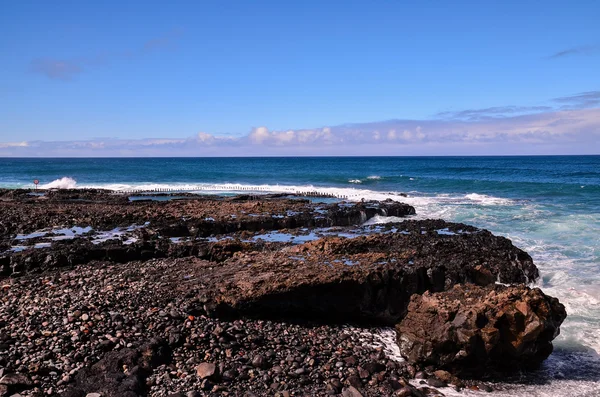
[0,0,599,156]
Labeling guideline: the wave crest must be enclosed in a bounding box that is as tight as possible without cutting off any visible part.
[41,177,77,189]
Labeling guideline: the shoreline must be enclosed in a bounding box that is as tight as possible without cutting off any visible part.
[0,189,567,396]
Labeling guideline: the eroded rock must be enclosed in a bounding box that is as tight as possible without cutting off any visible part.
[395,284,566,377]
[208,220,538,324]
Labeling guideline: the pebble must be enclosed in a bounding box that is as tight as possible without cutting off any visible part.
[196,363,216,379]
[427,377,447,388]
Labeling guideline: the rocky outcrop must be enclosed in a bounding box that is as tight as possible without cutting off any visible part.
[0,191,566,387]
[0,255,452,396]
[1,194,415,277]
[3,238,264,277]
[395,284,567,377]
[206,220,538,324]
[0,189,414,238]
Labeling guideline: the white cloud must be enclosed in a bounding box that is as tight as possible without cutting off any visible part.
[0,141,28,148]
[249,126,270,144]
[140,139,186,146]
[196,132,216,143]
[2,106,599,157]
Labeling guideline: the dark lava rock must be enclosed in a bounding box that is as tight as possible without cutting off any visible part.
[426,377,447,388]
[0,372,32,386]
[396,284,566,378]
[2,195,415,277]
[251,354,268,369]
[0,189,414,240]
[0,191,566,392]
[0,372,33,395]
[61,338,171,397]
[208,220,538,324]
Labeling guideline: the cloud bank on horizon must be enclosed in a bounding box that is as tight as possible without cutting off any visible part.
[2,91,599,157]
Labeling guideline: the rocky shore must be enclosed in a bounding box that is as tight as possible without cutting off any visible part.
[0,189,566,396]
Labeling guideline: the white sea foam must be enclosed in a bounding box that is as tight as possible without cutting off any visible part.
[363,215,407,225]
[76,182,414,202]
[363,328,405,362]
[41,177,77,189]
[348,179,362,184]
[464,193,514,205]
[366,175,382,180]
[71,181,516,211]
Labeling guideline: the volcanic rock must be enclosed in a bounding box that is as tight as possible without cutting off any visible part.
[61,338,171,397]
[2,192,416,277]
[342,386,364,397]
[0,373,32,387]
[196,363,217,379]
[395,283,567,377]
[208,220,538,324]
[0,191,566,393]
[0,189,414,239]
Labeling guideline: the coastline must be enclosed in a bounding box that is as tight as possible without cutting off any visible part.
[0,189,570,396]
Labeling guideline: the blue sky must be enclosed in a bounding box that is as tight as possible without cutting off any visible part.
[1,0,599,156]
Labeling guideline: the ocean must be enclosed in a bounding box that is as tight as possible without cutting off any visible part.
[1,156,599,396]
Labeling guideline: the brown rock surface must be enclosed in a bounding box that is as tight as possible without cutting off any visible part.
[206,220,537,324]
[0,189,414,238]
[396,283,567,377]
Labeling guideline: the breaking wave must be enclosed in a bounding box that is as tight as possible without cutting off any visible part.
[41,177,77,189]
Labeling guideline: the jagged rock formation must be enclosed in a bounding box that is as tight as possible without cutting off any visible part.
[207,220,538,324]
[395,284,567,377]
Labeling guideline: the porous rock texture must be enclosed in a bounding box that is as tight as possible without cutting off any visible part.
[395,283,567,377]
[208,220,539,324]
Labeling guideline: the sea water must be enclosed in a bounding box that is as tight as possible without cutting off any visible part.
[1,156,599,395]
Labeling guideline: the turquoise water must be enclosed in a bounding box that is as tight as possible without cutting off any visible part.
[1,156,599,395]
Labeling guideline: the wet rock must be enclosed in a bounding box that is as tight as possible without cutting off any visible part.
[396,284,566,377]
[395,386,414,397]
[433,370,452,384]
[159,223,190,237]
[2,195,415,276]
[426,377,446,388]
